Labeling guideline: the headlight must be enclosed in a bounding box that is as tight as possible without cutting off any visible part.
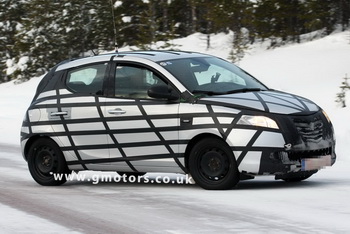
[322,110,331,123]
[237,115,279,129]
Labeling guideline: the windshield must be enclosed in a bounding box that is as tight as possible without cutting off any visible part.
[158,57,268,95]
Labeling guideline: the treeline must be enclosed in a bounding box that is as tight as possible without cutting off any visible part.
[1,0,350,82]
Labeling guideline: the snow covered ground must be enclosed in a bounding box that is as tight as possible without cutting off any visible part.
[1,31,350,233]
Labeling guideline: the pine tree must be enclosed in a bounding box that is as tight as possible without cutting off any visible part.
[253,0,277,41]
[187,0,198,34]
[12,0,114,80]
[302,0,337,35]
[336,74,350,108]
[0,0,26,82]
[115,0,150,47]
[92,0,117,52]
[59,0,114,55]
[2,0,348,82]
[209,0,253,61]
[168,0,193,37]
[228,30,249,63]
[14,0,66,80]
[331,0,350,31]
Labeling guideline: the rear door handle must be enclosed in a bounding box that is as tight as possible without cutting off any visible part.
[108,108,126,115]
[50,111,68,117]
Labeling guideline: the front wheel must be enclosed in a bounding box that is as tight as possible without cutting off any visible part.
[27,138,70,186]
[188,137,239,190]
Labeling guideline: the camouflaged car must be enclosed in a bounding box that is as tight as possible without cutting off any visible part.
[21,51,336,189]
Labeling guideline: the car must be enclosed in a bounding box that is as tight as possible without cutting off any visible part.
[20,50,336,190]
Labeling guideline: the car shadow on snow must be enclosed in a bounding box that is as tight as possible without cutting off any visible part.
[58,172,338,190]
[235,178,334,190]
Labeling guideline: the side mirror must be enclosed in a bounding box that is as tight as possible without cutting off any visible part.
[148,85,180,101]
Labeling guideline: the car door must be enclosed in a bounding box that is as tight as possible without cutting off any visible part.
[103,63,185,173]
[49,62,111,170]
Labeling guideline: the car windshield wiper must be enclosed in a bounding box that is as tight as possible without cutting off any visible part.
[224,88,265,94]
[192,88,266,96]
[192,90,223,96]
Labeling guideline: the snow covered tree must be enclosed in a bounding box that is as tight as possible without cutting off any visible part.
[228,30,249,63]
[115,0,174,49]
[167,0,197,37]
[0,0,26,82]
[336,74,350,108]
[139,0,158,49]
[115,0,149,47]
[156,0,181,49]
[336,0,350,30]
[208,0,253,62]
[13,0,66,80]
[302,0,337,35]
[58,0,115,55]
[2,0,349,82]
[12,0,116,80]
[253,0,303,44]
[90,0,118,53]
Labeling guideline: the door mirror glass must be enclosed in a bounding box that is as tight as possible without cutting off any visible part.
[148,85,179,101]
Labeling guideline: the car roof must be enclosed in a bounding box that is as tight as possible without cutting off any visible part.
[117,50,209,62]
[55,50,210,72]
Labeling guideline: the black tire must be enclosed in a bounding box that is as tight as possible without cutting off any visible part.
[27,138,70,186]
[117,172,146,177]
[280,171,315,182]
[189,137,239,190]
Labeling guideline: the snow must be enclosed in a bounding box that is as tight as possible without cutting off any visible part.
[0,203,80,233]
[0,77,41,145]
[1,31,350,232]
[121,16,132,23]
[114,1,122,8]
[6,56,29,76]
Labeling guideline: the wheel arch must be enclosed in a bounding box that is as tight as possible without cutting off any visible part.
[23,135,59,161]
[184,133,228,171]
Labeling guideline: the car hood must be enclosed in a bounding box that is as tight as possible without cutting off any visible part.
[200,90,319,114]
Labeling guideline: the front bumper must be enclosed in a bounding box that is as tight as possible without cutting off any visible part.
[258,110,336,175]
[263,145,336,175]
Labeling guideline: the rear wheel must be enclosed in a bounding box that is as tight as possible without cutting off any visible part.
[189,137,239,190]
[27,138,70,186]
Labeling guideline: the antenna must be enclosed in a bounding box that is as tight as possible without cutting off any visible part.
[110,0,118,53]
[91,49,97,56]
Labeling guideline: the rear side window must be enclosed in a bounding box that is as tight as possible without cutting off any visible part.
[66,63,108,95]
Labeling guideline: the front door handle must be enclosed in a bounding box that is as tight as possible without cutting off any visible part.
[50,111,68,117]
[108,108,126,115]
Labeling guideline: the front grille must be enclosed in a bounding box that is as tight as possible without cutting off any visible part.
[271,147,332,163]
[288,147,332,161]
[293,118,323,142]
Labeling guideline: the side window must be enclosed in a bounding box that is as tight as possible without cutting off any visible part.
[115,65,167,99]
[66,63,108,95]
